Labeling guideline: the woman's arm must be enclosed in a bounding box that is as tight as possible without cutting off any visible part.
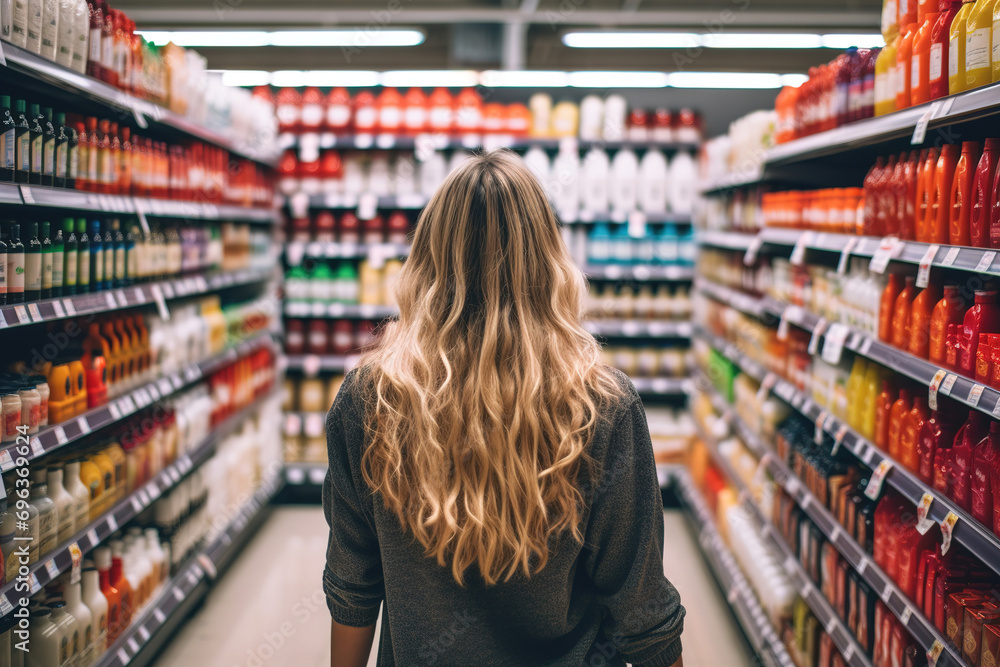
[331,620,376,667]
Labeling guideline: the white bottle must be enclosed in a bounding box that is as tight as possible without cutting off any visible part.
[603,95,627,141]
[638,149,669,214]
[10,0,26,46]
[341,154,365,198]
[667,151,696,216]
[2,0,12,42]
[47,467,75,544]
[419,151,446,198]
[63,578,93,667]
[579,95,604,141]
[528,93,552,137]
[550,147,580,223]
[25,609,60,667]
[71,0,86,73]
[24,0,40,53]
[39,0,56,60]
[522,147,551,197]
[581,148,610,216]
[392,155,417,197]
[46,600,80,667]
[54,0,73,66]
[30,470,58,558]
[367,153,391,196]
[144,529,166,589]
[609,149,639,215]
[80,564,107,659]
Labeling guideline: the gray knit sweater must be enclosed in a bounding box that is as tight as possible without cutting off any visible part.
[322,368,685,666]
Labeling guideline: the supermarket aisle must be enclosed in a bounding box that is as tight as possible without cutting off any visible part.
[154,508,750,667]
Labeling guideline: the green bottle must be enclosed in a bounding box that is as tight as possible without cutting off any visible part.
[111,219,125,288]
[62,218,77,296]
[75,218,89,293]
[6,223,24,304]
[101,220,114,290]
[50,222,64,298]
[13,100,30,184]
[24,222,41,302]
[40,108,55,188]
[40,222,52,300]
[54,112,69,189]
[27,104,43,186]
[88,219,103,291]
[0,96,14,182]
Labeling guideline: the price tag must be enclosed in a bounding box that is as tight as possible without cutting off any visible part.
[63,299,76,316]
[198,553,218,580]
[860,336,874,355]
[743,235,763,266]
[115,290,128,308]
[940,510,959,555]
[131,496,142,512]
[173,587,184,601]
[832,423,849,457]
[994,397,1000,418]
[881,583,894,604]
[104,292,117,310]
[150,285,170,321]
[941,246,961,266]
[76,417,90,435]
[27,303,41,322]
[829,525,842,543]
[107,514,118,533]
[44,559,59,580]
[976,250,997,272]
[169,467,181,483]
[864,460,894,500]
[153,608,166,624]
[138,625,150,642]
[13,305,29,324]
[857,557,868,575]
[821,324,850,365]
[916,244,940,288]
[51,300,65,318]
[86,529,99,547]
[0,596,13,617]
[108,402,122,420]
[52,426,67,445]
[357,192,378,220]
[30,440,44,458]
[940,374,958,396]
[916,493,937,535]
[790,231,814,266]
[815,411,828,445]
[28,573,39,593]
[756,373,777,403]
[837,237,859,275]
[128,636,140,653]
[869,237,900,274]
[157,378,173,396]
[808,318,829,356]
[928,369,948,411]
[147,385,160,402]
[20,185,34,204]
[968,384,986,406]
[911,103,937,144]
[68,542,82,584]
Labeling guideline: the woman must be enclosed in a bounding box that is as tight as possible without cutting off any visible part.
[323,150,685,666]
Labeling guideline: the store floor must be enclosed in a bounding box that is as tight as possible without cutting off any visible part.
[153,507,752,667]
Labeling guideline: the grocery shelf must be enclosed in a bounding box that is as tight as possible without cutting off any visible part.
[283,302,398,319]
[284,354,357,375]
[583,265,695,281]
[281,132,698,154]
[0,266,275,330]
[95,472,284,667]
[284,240,411,264]
[0,41,279,166]
[0,386,279,619]
[283,411,327,438]
[698,169,765,196]
[695,373,964,667]
[694,324,1000,586]
[284,461,328,486]
[667,467,798,667]
[688,397,872,667]
[629,377,691,397]
[584,319,692,339]
[6,184,279,224]
[0,333,278,473]
[697,229,761,251]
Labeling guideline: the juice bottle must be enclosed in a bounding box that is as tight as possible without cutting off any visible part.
[909,284,943,358]
[898,23,920,108]
[402,88,428,135]
[960,289,1000,374]
[889,387,914,460]
[953,410,990,509]
[971,138,1000,247]
[94,547,121,643]
[946,322,963,369]
[913,11,943,104]
[930,285,968,363]
[876,379,896,449]
[903,0,919,27]
[931,143,960,243]
[879,273,905,342]
[919,407,963,483]
[971,421,1000,525]
[917,147,939,241]
[891,276,919,349]
[847,356,869,429]
[977,333,994,381]
[889,153,908,236]
[862,362,882,440]
[901,395,931,472]
[877,33,901,116]
[932,1,967,98]
[877,155,899,234]
[375,87,404,135]
[886,0,901,38]
[921,0,940,19]
[949,141,983,245]
[951,1,977,93]
[864,157,887,234]
[965,0,999,89]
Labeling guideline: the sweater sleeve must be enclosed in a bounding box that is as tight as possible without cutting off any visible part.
[322,372,384,627]
[583,390,685,667]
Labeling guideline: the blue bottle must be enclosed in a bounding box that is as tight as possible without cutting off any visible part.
[588,223,611,265]
[655,224,679,266]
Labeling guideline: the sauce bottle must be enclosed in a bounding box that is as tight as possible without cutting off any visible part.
[326,87,352,133]
[877,32,900,116]
[930,143,960,243]
[428,88,454,135]
[862,361,882,440]
[6,223,24,304]
[960,289,1000,375]
[950,0,977,92]
[919,406,963,484]
[971,421,1000,526]
[949,140,983,245]
[376,87,404,135]
[953,410,990,509]
[902,0,919,25]
[876,379,896,449]
[990,146,1000,246]
[880,273,905,342]
[930,286,967,364]
[93,546,120,643]
[889,386,914,460]
[932,1,966,98]
[901,395,931,472]
[24,221,41,303]
[910,284,943,358]
[965,0,999,89]
[946,322,963,369]
[898,23,920,108]
[402,88,428,135]
[917,147,939,242]
[913,11,943,103]
[847,357,869,429]
[971,137,1000,246]
[877,155,899,235]
[891,276,918,349]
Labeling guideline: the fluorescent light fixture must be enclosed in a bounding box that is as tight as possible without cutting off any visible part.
[269,70,380,87]
[820,34,886,49]
[379,70,480,87]
[479,70,570,87]
[562,32,700,49]
[702,33,822,49]
[668,72,784,89]
[780,73,810,87]
[568,71,669,88]
[137,29,424,48]
[219,70,271,87]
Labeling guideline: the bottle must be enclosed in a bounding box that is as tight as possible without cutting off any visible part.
[965,0,999,89]
[13,100,31,184]
[913,11,942,103]
[0,96,14,182]
[63,459,89,532]
[40,221,52,299]
[125,224,136,286]
[82,563,109,656]
[101,221,113,290]
[917,147,939,242]
[919,407,963,484]
[879,273,905,342]
[931,1,965,98]
[888,387,913,460]
[930,285,967,364]
[29,467,58,556]
[0,228,5,306]
[0,496,14,585]
[47,466,74,543]
[930,143,960,243]
[909,284,943,358]
[862,362,882,440]
[7,222,24,304]
[26,609,61,667]
[76,217,89,294]
[111,218,124,288]
[877,31,900,116]
[63,576,94,667]
[47,599,81,667]
[898,22,920,108]
[109,540,132,632]
[62,217,77,296]
[27,103,43,185]
[960,289,1000,374]
[65,119,77,190]
[94,546,121,642]
[53,112,68,189]
[50,220,63,298]
[953,410,989,509]
[899,150,921,238]
[950,0,977,92]
[971,138,1000,246]
[25,0,41,54]
[875,379,896,449]
[949,140,982,245]
[24,221,41,303]
[40,107,55,187]
[847,356,868,430]
[891,276,918,349]
[901,395,931,472]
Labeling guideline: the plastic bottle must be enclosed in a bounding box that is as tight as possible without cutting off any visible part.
[950,141,983,245]
[932,1,965,97]
[993,1,1000,80]
[609,149,638,215]
[953,410,990,509]
[919,407,963,483]
[29,468,57,556]
[889,387,914,460]
[95,545,122,642]
[581,149,610,216]
[46,466,74,544]
[64,575,94,666]
[638,149,669,214]
[862,362,882,440]
[81,563,108,657]
[960,289,1000,374]
[876,155,899,235]
[669,152,697,216]
[325,88,352,133]
[40,220,52,300]
[971,421,1000,526]
[913,11,942,103]
[847,356,868,429]
[900,395,931,472]
[950,1,977,92]
[911,285,944,359]
[63,458,89,530]
[26,608,61,667]
[891,276,919,349]
[877,33,900,116]
[971,138,1000,246]
[898,23,919,108]
[965,0,999,89]
[930,143,960,243]
[929,286,967,364]
[47,599,81,667]
[879,273,905,342]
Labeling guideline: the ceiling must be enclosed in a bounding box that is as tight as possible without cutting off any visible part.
[116,0,882,74]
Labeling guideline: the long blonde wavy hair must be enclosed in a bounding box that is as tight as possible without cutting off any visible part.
[358,149,623,585]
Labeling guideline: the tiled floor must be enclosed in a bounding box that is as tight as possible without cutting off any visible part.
[153,507,752,667]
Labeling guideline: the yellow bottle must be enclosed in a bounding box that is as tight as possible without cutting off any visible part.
[967,0,999,88]
[103,442,127,503]
[951,0,978,92]
[993,0,1000,80]
[861,363,881,441]
[876,34,901,116]
[846,357,868,430]
[78,458,105,520]
[88,450,115,517]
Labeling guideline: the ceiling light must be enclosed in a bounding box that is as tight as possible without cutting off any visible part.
[562,32,701,49]
[703,33,823,49]
[568,71,669,88]
[668,72,784,89]
[139,31,269,47]
[479,71,570,87]
[780,73,810,87]
[820,34,886,49]
[219,70,271,87]
[137,29,424,48]
[379,70,480,87]
[563,31,884,50]
[268,70,381,87]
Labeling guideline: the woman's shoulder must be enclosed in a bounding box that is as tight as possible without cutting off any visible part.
[602,365,642,416]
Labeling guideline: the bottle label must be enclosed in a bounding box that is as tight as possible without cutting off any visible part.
[995,25,1000,64]
[950,36,960,78]
[77,251,89,287]
[64,251,76,287]
[41,251,52,289]
[0,253,6,294]
[115,248,124,280]
[967,28,991,71]
[24,252,40,291]
[16,132,29,171]
[31,134,41,173]
[301,104,323,128]
[43,137,54,175]
[91,249,102,282]
[103,247,113,282]
[11,0,26,41]
[89,28,101,63]
[0,128,13,169]
[68,144,78,179]
[56,141,67,178]
[8,255,23,292]
[51,248,62,288]
[930,43,943,82]
[911,55,922,91]
[41,10,56,50]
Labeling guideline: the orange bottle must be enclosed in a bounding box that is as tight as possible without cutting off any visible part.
[949,141,983,246]
[930,286,968,364]
[875,379,896,449]
[909,284,943,358]
[912,11,943,105]
[930,143,960,243]
[891,276,919,349]
[897,22,920,108]
[888,153,907,237]
[402,88,429,135]
[375,87,404,135]
[900,395,931,471]
[864,157,887,235]
[880,273,905,342]
[888,387,913,460]
[916,147,939,241]
[428,88,455,134]
[95,547,122,643]
[898,150,921,238]
[877,155,899,236]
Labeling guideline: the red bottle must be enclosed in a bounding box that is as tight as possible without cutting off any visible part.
[110,542,133,634]
[314,211,336,243]
[300,87,326,134]
[916,147,939,242]
[877,155,899,236]
[87,1,105,81]
[307,320,329,355]
[376,87,404,135]
[386,211,410,245]
[339,212,360,244]
[886,153,907,237]
[875,379,896,449]
[971,421,1000,527]
[428,88,455,134]
[331,320,354,355]
[898,150,921,239]
[879,273,905,342]
[929,285,967,365]
[900,395,931,472]
[94,547,121,642]
[989,146,1000,247]
[888,387,913,461]
[945,322,962,371]
[275,88,302,135]
[865,157,888,236]
[977,333,994,383]
[972,138,1000,247]
[918,404,963,484]
[908,284,942,359]
[951,410,990,510]
[326,88,352,133]
[950,141,983,245]
[930,143,960,244]
[353,91,377,133]
[403,88,429,135]
[929,1,964,99]
[959,290,1000,376]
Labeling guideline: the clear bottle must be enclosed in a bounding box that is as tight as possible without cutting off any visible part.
[29,468,58,557]
[18,476,39,564]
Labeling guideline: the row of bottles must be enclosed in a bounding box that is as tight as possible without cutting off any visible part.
[586,283,692,321]
[285,259,403,309]
[583,223,697,266]
[286,210,410,246]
